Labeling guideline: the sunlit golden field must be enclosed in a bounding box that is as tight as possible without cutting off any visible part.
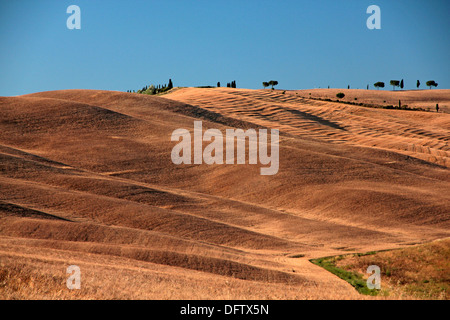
[1,88,449,299]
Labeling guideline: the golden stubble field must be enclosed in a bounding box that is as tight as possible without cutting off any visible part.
[0,87,449,299]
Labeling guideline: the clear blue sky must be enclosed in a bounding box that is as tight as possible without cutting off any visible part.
[0,0,449,96]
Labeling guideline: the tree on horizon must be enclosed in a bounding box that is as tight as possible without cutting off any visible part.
[268,80,278,89]
[417,80,420,89]
[400,79,404,89]
[374,82,385,90]
[426,80,438,89]
[263,82,269,89]
[390,80,400,90]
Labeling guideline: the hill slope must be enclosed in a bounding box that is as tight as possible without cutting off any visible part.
[0,88,449,299]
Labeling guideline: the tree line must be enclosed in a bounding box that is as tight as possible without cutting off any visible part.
[226,80,237,88]
[373,79,438,90]
[216,80,237,88]
[262,80,279,89]
[127,79,173,95]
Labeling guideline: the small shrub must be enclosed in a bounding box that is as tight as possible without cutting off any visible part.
[386,268,392,277]
[290,254,305,258]
[336,93,345,99]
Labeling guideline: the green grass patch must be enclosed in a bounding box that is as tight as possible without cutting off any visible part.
[310,255,381,296]
[310,240,449,299]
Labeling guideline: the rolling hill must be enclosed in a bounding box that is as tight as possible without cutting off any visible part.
[0,88,449,299]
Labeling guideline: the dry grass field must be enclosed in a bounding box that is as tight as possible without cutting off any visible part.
[333,238,450,299]
[296,88,450,113]
[0,87,449,299]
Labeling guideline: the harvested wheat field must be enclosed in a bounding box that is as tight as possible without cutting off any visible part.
[0,88,449,299]
[296,89,450,114]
